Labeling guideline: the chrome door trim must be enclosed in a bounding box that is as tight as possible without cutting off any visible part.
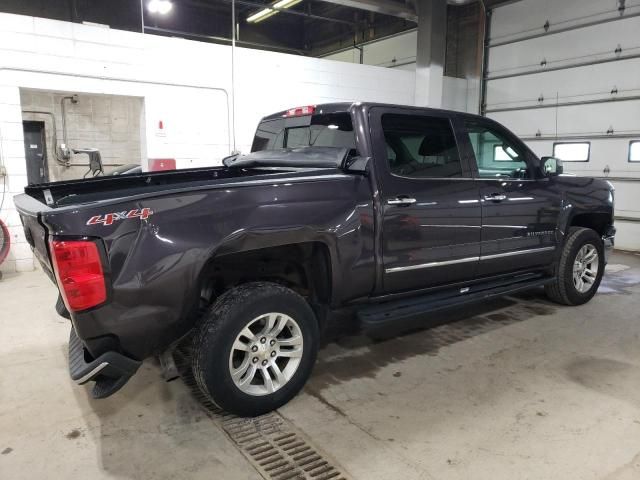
[479,246,556,261]
[387,197,417,205]
[385,246,556,273]
[385,255,480,273]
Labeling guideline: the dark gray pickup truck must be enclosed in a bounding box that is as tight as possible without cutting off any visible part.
[15,102,615,416]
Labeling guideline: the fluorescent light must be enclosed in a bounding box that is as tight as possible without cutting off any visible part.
[247,8,277,23]
[274,0,303,7]
[148,0,173,15]
[247,0,303,23]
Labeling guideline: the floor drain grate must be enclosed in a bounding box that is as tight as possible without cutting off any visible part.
[174,346,350,480]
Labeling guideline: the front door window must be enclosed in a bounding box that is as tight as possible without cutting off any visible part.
[464,121,530,180]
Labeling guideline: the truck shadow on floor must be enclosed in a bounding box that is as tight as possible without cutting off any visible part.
[311,287,557,393]
[310,262,640,395]
[66,350,237,480]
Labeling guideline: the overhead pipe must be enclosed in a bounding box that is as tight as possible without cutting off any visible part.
[191,0,356,26]
[60,94,78,162]
[317,0,418,22]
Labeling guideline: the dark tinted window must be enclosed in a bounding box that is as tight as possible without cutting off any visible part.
[252,113,355,152]
[381,114,463,178]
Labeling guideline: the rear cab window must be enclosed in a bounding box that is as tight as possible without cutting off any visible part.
[251,111,356,154]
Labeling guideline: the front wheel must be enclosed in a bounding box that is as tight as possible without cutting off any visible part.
[192,282,319,417]
[545,227,605,305]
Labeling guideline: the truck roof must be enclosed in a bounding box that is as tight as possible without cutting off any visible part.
[259,101,486,122]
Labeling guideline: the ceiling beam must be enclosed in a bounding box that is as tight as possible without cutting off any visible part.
[186,0,356,26]
[315,0,418,22]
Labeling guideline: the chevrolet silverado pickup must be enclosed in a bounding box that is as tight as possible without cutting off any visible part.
[15,102,615,416]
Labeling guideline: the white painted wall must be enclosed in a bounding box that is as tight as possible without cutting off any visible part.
[486,0,640,250]
[0,13,416,273]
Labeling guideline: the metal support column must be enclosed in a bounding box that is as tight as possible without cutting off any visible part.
[414,0,447,108]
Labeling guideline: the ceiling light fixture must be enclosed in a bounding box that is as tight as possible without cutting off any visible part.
[147,0,173,15]
[247,0,303,23]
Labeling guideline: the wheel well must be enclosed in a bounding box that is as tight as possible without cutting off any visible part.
[570,212,611,236]
[199,242,332,308]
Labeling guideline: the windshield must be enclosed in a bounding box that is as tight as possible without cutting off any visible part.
[251,112,356,153]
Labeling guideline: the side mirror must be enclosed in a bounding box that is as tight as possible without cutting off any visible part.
[541,156,563,176]
[345,155,370,173]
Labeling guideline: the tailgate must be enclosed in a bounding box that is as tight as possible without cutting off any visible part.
[14,193,54,280]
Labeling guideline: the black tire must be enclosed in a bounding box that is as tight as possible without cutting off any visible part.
[545,227,605,306]
[192,282,319,417]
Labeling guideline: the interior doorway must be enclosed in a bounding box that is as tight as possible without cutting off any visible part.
[22,120,48,185]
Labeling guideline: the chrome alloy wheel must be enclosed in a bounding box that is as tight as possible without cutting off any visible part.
[228,313,304,396]
[573,244,599,293]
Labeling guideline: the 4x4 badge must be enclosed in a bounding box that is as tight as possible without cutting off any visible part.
[87,208,153,226]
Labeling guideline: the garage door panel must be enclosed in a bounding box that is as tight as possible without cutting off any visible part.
[490,0,640,44]
[565,141,640,174]
[611,181,640,219]
[487,137,640,177]
[520,140,555,160]
[515,139,640,181]
[489,101,640,138]
[615,220,640,250]
[488,15,640,74]
[556,101,640,135]
[488,109,561,137]
[486,58,640,107]
[487,0,640,242]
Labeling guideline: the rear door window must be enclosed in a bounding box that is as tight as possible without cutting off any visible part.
[381,113,463,178]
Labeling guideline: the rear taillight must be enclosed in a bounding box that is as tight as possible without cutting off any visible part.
[49,239,107,312]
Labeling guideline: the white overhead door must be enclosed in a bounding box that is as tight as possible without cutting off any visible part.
[483,0,640,250]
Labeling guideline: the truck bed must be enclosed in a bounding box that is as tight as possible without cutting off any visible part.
[24,147,350,208]
[23,166,268,208]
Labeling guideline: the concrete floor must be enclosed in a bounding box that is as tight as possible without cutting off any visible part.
[1,251,640,480]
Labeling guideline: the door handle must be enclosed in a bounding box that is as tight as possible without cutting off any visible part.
[387,196,417,206]
[483,194,507,202]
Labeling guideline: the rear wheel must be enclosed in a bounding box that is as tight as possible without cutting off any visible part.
[545,227,604,305]
[192,282,318,417]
